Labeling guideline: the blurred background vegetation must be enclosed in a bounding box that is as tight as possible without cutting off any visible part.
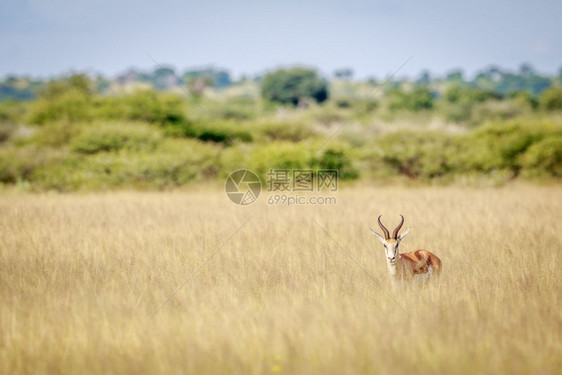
[1,63,561,191]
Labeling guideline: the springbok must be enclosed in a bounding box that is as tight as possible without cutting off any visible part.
[370,215,442,280]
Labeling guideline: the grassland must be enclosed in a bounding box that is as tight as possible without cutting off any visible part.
[1,184,561,374]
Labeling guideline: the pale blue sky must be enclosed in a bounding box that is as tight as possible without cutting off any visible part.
[1,0,560,79]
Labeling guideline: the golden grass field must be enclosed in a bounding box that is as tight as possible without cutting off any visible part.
[1,184,561,374]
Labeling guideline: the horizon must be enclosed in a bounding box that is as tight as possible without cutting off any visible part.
[1,0,561,80]
[1,60,559,82]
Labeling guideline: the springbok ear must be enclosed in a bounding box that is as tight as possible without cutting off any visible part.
[398,227,410,241]
[370,228,386,244]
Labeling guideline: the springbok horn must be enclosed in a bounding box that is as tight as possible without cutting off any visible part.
[377,215,390,240]
[392,215,405,239]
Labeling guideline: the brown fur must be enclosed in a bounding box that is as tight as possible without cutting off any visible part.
[398,250,442,277]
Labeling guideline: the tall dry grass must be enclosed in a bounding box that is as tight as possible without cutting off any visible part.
[1,185,561,374]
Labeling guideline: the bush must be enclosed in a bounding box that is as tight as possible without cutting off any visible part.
[371,130,459,179]
[27,87,189,127]
[248,141,359,182]
[317,144,359,180]
[0,146,65,184]
[207,97,257,121]
[332,97,378,115]
[39,74,93,100]
[249,142,315,177]
[521,136,562,177]
[508,91,538,109]
[334,98,353,108]
[30,139,220,191]
[443,85,501,104]
[27,90,93,125]
[363,120,562,180]
[387,87,434,112]
[456,120,558,175]
[164,120,253,145]
[305,105,348,125]
[27,122,79,147]
[252,121,317,142]
[261,67,329,106]
[440,85,504,123]
[96,90,186,125]
[468,99,532,126]
[0,124,16,143]
[0,100,27,124]
[70,123,161,154]
[26,74,95,125]
[539,86,562,111]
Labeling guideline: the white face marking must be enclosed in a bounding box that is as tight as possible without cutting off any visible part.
[370,228,408,263]
[370,227,411,276]
[383,240,400,263]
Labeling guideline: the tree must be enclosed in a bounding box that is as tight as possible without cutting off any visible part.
[261,67,329,106]
[416,70,432,86]
[445,69,464,83]
[152,67,177,90]
[183,68,231,88]
[334,68,354,80]
[519,63,535,76]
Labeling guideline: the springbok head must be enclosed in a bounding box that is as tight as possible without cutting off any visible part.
[370,215,410,264]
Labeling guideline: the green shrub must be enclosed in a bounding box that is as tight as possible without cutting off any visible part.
[440,85,504,123]
[248,141,359,182]
[305,105,348,125]
[207,97,257,121]
[520,136,562,177]
[27,90,93,125]
[96,90,187,125]
[363,120,562,180]
[539,86,562,111]
[508,91,538,109]
[456,120,559,174]
[360,99,379,114]
[443,85,501,104]
[0,146,66,184]
[39,74,93,100]
[31,139,220,191]
[26,122,78,147]
[317,144,359,180]
[332,97,378,118]
[164,120,252,145]
[334,98,354,108]
[371,130,459,179]
[25,74,95,125]
[28,83,190,127]
[387,87,434,112]
[440,100,473,123]
[252,121,317,142]
[0,124,16,143]
[249,142,315,178]
[468,99,532,126]
[0,100,27,124]
[70,123,161,154]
